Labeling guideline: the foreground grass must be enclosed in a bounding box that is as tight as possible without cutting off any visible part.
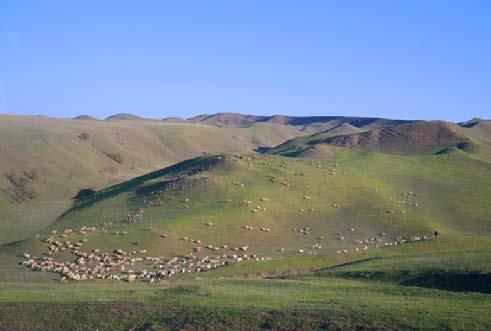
[1,276,490,330]
[313,248,491,293]
[1,245,491,330]
[1,151,490,329]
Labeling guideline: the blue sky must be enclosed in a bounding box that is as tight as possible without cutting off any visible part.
[0,1,489,122]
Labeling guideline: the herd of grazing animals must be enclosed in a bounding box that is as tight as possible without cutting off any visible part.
[22,231,272,282]
[21,154,432,282]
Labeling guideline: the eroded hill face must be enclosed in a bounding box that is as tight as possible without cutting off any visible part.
[267,121,490,158]
[321,121,467,154]
[185,112,415,133]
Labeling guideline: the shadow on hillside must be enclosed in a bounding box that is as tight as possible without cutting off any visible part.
[318,269,491,294]
[57,155,224,219]
[254,146,271,154]
[401,272,491,294]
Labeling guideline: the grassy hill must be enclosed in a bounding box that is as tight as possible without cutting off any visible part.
[1,115,490,329]
[266,120,491,161]
[2,148,490,280]
[0,115,303,244]
[0,148,490,329]
[187,112,414,133]
[0,113,421,244]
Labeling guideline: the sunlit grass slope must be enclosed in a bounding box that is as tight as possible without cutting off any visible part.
[1,149,490,329]
[3,149,490,282]
[0,115,302,243]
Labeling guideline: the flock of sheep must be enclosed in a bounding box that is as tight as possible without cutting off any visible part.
[22,232,271,282]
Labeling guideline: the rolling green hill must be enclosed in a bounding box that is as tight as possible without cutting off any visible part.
[3,148,490,282]
[0,126,490,328]
[0,147,490,329]
[0,113,423,244]
[265,120,491,162]
[0,114,303,244]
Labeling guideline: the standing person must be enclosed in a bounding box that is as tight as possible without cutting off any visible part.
[434,230,438,240]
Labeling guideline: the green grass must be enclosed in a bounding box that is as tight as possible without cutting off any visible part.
[1,142,490,329]
[2,149,490,282]
[0,115,303,244]
[42,150,491,257]
[312,249,491,293]
[1,272,490,330]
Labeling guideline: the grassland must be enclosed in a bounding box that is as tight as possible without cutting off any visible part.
[1,124,490,329]
[0,115,303,244]
[1,244,491,330]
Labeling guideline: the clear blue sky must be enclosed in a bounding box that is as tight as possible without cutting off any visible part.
[0,1,489,122]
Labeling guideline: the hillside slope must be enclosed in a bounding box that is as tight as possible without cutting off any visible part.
[188,112,414,133]
[266,121,488,158]
[0,115,302,243]
[321,121,468,154]
[3,149,490,283]
[457,119,491,162]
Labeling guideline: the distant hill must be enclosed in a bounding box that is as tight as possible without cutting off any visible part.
[187,112,415,134]
[187,113,267,126]
[162,117,188,123]
[105,113,151,121]
[74,115,98,120]
[266,121,489,157]
[457,119,491,162]
[458,118,489,128]
[318,121,468,154]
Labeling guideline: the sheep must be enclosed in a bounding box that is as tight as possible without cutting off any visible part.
[206,222,214,226]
